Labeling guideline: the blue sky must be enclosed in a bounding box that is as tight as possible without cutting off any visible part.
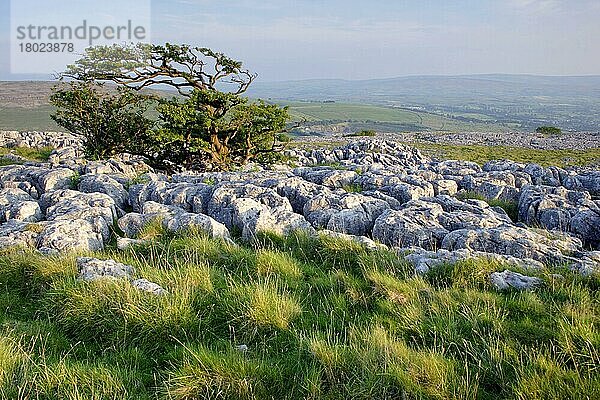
[1,0,599,81]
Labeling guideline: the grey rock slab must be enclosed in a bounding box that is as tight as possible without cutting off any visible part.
[489,270,542,291]
[77,257,135,281]
[441,226,566,263]
[0,220,39,249]
[132,278,167,295]
[372,200,448,249]
[118,202,231,241]
[37,168,75,193]
[0,188,42,222]
[37,219,105,252]
[303,192,389,236]
[231,197,314,241]
[79,174,129,210]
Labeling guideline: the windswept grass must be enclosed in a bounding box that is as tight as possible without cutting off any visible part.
[0,230,598,399]
[0,146,54,166]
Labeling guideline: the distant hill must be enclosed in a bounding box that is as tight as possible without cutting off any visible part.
[248,74,600,131]
[0,80,512,133]
[2,75,599,133]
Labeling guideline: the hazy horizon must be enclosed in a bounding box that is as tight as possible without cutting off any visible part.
[3,73,600,85]
[1,0,600,82]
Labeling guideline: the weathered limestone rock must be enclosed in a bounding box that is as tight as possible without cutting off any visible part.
[38,168,74,193]
[403,247,545,274]
[129,180,214,214]
[432,179,458,196]
[37,219,105,252]
[372,201,448,249]
[304,192,389,236]
[489,270,542,291]
[441,226,568,263]
[77,257,135,281]
[519,185,600,248]
[79,174,129,210]
[0,188,42,222]
[118,201,231,241]
[0,220,39,249]
[294,167,358,189]
[132,278,167,295]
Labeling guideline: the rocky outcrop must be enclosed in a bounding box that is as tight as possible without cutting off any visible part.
[118,201,230,240]
[518,185,600,247]
[0,133,598,277]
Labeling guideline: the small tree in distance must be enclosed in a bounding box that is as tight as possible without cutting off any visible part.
[52,43,289,171]
[535,126,562,135]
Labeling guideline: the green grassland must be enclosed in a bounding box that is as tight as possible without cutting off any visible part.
[411,142,600,168]
[281,101,512,133]
[0,226,598,399]
[0,106,61,131]
[0,101,512,134]
[0,81,513,133]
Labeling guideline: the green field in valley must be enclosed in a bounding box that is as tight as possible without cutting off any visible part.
[280,101,513,133]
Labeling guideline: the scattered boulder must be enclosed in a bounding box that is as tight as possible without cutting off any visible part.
[77,257,135,281]
[489,270,542,291]
[132,278,167,295]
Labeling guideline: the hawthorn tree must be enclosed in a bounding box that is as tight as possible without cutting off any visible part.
[535,126,562,135]
[53,43,289,171]
[50,82,156,160]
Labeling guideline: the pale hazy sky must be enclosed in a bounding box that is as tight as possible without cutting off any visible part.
[1,0,599,81]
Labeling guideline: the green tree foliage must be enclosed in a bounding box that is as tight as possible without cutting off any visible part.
[536,126,562,135]
[50,82,156,160]
[155,89,288,169]
[51,43,289,171]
